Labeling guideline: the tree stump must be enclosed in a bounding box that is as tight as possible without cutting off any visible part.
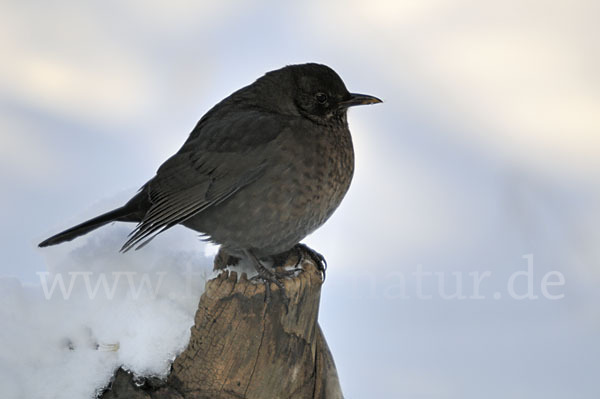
[100,254,343,399]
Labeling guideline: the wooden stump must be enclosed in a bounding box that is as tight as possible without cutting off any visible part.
[100,256,343,399]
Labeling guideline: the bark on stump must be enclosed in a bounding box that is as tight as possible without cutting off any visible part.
[100,256,343,399]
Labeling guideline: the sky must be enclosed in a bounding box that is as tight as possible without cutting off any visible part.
[1,1,599,398]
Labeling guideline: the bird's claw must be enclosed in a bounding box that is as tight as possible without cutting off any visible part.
[253,271,291,312]
[246,244,325,312]
[294,243,327,281]
[247,250,296,312]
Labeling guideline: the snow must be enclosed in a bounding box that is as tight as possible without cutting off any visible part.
[0,225,214,399]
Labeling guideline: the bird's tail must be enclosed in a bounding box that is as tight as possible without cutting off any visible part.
[38,206,136,247]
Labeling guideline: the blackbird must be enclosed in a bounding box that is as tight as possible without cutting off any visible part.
[39,63,381,300]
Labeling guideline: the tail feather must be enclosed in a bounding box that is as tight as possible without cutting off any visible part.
[38,206,136,247]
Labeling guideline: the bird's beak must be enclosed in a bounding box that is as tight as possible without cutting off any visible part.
[339,93,383,108]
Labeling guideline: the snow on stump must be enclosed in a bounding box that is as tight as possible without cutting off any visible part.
[100,253,343,399]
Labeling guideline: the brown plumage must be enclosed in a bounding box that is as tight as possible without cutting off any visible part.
[39,63,381,299]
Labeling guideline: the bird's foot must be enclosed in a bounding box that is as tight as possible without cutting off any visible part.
[293,243,327,281]
[246,250,297,311]
[270,243,327,281]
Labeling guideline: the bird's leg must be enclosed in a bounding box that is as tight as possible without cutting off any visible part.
[244,250,290,309]
[294,243,327,281]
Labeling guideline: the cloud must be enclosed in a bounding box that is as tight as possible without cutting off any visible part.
[0,112,64,185]
[302,0,600,180]
[421,28,600,179]
[0,1,243,130]
[0,3,156,126]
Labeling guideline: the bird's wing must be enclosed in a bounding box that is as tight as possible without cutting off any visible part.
[120,110,288,252]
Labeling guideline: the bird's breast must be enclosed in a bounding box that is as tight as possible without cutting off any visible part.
[277,124,354,227]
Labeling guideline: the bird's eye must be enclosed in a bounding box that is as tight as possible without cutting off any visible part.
[315,92,328,104]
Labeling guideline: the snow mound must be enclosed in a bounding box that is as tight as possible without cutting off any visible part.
[0,224,213,399]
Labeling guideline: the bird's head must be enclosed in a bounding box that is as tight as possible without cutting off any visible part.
[261,63,382,125]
